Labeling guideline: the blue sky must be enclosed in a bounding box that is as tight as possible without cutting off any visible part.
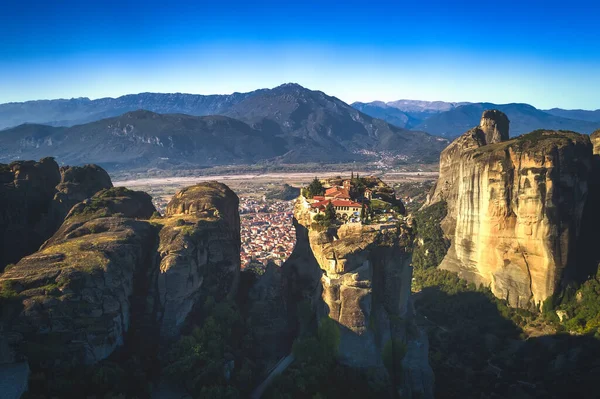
[1,0,599,109]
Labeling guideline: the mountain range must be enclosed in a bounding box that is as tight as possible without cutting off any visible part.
[0,84,448,171]
[2,84,599,171]
[353,100,600,137]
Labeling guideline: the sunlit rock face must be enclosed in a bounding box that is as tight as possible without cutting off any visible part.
[292,197,433,398]
[427,111,593,308]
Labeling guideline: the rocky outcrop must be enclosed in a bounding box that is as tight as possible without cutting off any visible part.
[51,164,113,225]
[0,177,244,382]
[290,198,433,397]
[0,158,61,270]
[591,130,600,155]
[0,188,159,368]
[156,182,241,338]
[0,159,112,272]
[427,111,594,308]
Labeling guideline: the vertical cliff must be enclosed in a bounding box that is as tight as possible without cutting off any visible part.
[0,159,112,272]
[155,182,241,338]
[427,111,594,308]
[0,187,158,367]
[289,198,434,398]
[0,177,243,399]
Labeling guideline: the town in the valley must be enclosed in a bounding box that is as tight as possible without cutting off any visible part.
[135,173,411,270]
[239,174,406,269]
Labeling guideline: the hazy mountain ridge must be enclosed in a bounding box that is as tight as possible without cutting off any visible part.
[353,100,600,137]
[543,108,600,122]
[0,84,448,170]
[0,91,263,130]
[415,103,600,137]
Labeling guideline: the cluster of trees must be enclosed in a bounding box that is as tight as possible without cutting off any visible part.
[302,177,325,198]
[313,202,336,228]
[543,265,600,337]
[266,317,392,398]
[162,297,257,398]
[412,201,450,270]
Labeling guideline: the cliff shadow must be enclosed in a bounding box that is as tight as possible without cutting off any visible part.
[415,286,600,399]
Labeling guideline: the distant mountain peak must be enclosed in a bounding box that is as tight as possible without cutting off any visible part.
[276,82,305,89]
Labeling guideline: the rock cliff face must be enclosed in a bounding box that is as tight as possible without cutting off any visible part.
[51,164,113,226]
[0,159,112,272]
[155,182,241,338]
[591,130,600,155]
[290,199,433,398]
[0,179,241,388]
[0,187,158,367]
[427,111,594,308]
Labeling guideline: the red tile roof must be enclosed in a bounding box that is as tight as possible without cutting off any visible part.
[324,187,350,199]
[331,200,362,208]
[310,199,362,209]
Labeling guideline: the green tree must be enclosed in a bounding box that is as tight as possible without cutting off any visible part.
[412,201,450,270]
[306,178,325,198]
[324,202,336,222]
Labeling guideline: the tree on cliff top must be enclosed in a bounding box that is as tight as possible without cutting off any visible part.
[324,202,336,221]
[306,177,325,198]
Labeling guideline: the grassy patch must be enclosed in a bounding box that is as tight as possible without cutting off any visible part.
[0,280,19,301]
[40,236,117,273]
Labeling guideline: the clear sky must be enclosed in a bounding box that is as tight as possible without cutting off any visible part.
[1,0,599,109]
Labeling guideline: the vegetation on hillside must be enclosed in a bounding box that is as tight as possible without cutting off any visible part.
[266,317,392,398]
[411,201,450,270]
[162,297,257,397]
[541,266,600,337]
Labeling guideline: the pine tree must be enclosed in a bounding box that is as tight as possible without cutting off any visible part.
[325,201,336,221]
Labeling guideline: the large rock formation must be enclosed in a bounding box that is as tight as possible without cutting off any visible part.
[155,182,241,338]
[0,159,112,272]
[0,179,242,396]
[51,164,113,226]
[0,158,61,270]
[427,111,594,308]
[0,188,158,368]
[289,198,433,398]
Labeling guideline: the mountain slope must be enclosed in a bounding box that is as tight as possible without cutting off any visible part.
[351,100,471,128]
[414,103,600,137]
[0,91,263,130]
[351,102,415,128]
[544,108,600,123]
[221,83,448,163]
[0,111,287,169]
[0,84,449,168]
